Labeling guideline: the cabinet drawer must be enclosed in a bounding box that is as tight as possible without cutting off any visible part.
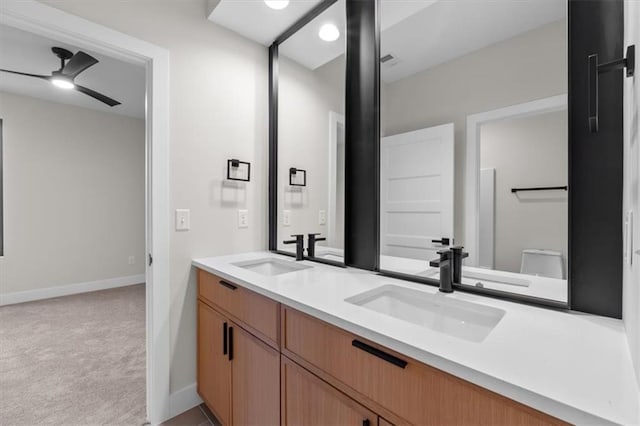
[283,307,565,426]
[282,356,377,426]
[198,269,279,345]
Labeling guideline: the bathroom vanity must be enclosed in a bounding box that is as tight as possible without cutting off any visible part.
[193,253,639,425]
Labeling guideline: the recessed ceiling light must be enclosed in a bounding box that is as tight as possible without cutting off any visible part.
[318,23,340,42]
[51,76,75,90]
[264,0,289,10]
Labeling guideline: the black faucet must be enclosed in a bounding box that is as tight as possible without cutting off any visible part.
[429,250,453,292]
[307,233,326,258]
[450,246,469,284]
[283,234,305,261]
[429,246,469,293]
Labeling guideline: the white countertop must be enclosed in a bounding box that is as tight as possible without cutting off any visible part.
[193,251,640,425]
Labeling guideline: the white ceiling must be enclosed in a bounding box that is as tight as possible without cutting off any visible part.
[0,24,146,119]
[209,0,565,81]
[380,0,566,83]
[208,0,324,46]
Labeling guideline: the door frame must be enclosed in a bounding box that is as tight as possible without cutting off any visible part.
[328,111,344,248]
[465,94,567,266]
[0,1,171,423]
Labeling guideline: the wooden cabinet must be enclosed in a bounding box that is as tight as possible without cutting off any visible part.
[197,302,232,425]
[281,356,377,426]
[197,268,566,426]
[231,326,280,425]
[197,271,281,425]
[198,270,279,345]
[282,307,566,426]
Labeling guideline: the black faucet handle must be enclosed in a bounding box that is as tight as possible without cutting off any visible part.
[431,237,450,246]
[283,234,304,244]
[429,249,450,267]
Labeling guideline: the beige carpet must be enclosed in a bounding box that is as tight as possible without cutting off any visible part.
[0,284,146,426]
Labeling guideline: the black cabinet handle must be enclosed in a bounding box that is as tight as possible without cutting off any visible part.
[222,322,228,355]
[228,326,234,361]
[362,420,370,426]
[219,280,237,290]
[352,340,407,369]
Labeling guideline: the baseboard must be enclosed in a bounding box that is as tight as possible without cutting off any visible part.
[168,383,203,421]
[0,274,145,306]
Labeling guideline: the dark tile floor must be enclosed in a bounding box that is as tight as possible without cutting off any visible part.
[161,404,219,426]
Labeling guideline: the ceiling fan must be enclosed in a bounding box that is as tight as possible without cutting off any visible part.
[0,47,121,107]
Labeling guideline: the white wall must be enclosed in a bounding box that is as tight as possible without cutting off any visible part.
[277,55,344,250]
[0,92,145,293]
[480,111,568,274]
[35,0,270,393]
[382,19,567,246]
[623,0,640,386]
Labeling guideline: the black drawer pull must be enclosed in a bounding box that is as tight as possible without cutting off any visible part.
[219,280,237,290]
[362,420,370,426]
[223,322,228,355]
[228,326,234,361]
[352,339,407,369]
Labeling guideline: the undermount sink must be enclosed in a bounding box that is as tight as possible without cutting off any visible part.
[232,258,312,276]
[345,285,505,343]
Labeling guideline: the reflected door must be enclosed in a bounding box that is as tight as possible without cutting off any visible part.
[380,123,454,260]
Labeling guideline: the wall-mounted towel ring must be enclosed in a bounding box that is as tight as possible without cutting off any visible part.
[289,168,306,186]
[588,45,635,132]
[227,159,250,182]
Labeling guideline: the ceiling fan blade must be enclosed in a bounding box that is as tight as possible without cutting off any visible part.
[61,51,98,77]
[0,69,50,80]
[74,84,121,107]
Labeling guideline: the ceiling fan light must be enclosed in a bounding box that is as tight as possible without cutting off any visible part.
[264,0,289,10]
[319,23,340,42]
[51,77,75,90]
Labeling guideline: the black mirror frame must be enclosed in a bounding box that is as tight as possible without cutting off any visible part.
[268,0,624,319]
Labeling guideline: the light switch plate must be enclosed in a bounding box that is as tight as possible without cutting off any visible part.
[175,209,190,231]
[283,210,291,227]
[238,209,249,228]
[319,210,327,225]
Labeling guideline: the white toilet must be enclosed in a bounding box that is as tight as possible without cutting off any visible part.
[520,249,565,279]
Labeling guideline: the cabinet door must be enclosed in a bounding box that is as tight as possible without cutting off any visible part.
[198,302,231,425]
[231,325,280,425]
[282,357,377,426]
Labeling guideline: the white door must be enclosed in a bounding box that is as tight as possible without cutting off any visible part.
[380,123,454,260]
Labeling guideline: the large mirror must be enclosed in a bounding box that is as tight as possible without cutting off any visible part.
[276,0,346,263]
[379,0,568,304]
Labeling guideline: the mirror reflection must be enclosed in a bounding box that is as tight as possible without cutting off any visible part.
[277,0,345,263]
[379,0,568,302]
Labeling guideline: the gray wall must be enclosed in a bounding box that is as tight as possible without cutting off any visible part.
[39,0,272,394]
[480,111,568,274]
[277,54,344,249]
[0,92,145,293]
[382,19,567,247]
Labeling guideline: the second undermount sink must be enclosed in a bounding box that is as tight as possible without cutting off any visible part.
[232,258,312,276]
[345,285,505,343]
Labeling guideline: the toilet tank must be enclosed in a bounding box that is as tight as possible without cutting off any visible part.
[520,249,565,279]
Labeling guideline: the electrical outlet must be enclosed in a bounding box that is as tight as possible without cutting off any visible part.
[175,209,190,231]
[128,256,135,265]
[238,209,249,228]
[283,210,291,227]
[319,210,327,225]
